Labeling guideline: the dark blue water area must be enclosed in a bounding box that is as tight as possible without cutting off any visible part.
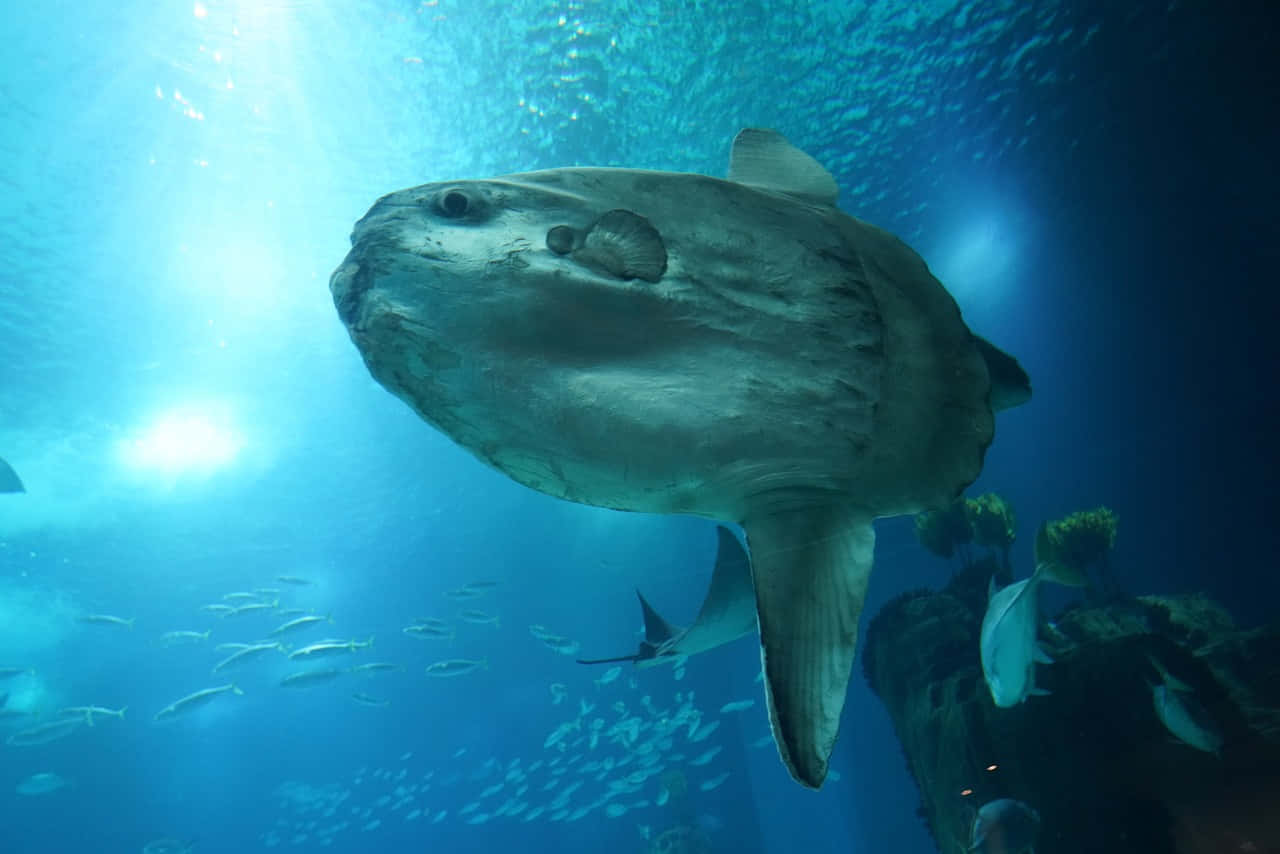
[2,2,1278,854]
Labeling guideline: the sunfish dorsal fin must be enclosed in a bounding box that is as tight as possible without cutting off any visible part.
[727,128,839,206]
[744,504,873,788]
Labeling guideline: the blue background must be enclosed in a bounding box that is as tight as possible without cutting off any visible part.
[1,2,1275,853]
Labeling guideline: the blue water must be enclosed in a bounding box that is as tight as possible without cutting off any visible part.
[2,2,1275,853]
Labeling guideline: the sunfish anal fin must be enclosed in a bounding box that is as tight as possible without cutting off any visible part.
[744,504,873,788]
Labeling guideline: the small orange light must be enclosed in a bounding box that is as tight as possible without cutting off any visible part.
[960,789,973,797]
[986,764,998,772]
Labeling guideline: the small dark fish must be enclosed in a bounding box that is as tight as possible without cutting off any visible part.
[0,456,24,493]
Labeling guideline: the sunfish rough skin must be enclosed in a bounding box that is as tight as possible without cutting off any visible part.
[331,128,1031,788]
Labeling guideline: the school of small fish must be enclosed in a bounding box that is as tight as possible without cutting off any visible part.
[260,673,772,847]
[0,571,771,843]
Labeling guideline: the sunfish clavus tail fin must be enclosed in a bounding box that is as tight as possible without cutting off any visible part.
[0,457,23,493]
[744,506,873,789]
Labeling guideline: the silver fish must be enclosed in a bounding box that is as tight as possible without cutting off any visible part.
[59,705,126,725]
[425,659,487,677]
[79,614,134,629]
[5,716,84,746]
[154,684,243,721]
[288,637,373,660]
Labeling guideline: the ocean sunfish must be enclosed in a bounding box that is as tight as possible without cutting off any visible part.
[578,525,756,667]
[0,456,23,493]
[330,128,1031,787]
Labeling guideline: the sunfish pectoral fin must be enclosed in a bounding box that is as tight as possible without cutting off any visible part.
[744,504,873,788]
[0,456,24,493]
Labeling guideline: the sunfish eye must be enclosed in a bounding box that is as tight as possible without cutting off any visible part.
[546,225,575,255]
[440,190,470,218]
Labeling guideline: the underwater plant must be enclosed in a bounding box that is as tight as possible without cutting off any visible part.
[913,499,973,564]
[1040,506,1119,595]
[915,493,1017,573]
[964,492,1017,574]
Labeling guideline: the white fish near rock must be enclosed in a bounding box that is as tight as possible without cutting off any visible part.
[980,527,1086,708]
[968,798,1040,854]
[1148,656,1223,756]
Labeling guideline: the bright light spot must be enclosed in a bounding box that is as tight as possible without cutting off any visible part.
[193,2,208,18]
[960,788,973,797]
[986,764,998,772]
[119,409,244,476]
[935,217,1018,310]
